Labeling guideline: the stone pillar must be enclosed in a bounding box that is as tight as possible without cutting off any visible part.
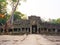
[55,29,57,32]
[47,29,48,32]
[2,28,4,34]
[37,27,39,34]
[20,28,22,33]
[30,27,32,34]
[17,28,20,33]
[43,28,44,33]
[24,28,25,34]
[27,28,29,34]
[51,29,53,33]
[55,29,57,35]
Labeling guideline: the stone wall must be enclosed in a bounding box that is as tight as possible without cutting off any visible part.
[0,16,60,35]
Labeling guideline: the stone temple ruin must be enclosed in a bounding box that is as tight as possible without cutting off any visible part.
[0,16,60,35]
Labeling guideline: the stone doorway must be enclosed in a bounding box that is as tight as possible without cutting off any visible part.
[32,25,37,34]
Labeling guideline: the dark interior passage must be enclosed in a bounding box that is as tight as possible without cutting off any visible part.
[32,25,37,34]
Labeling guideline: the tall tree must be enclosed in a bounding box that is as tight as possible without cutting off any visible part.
[0,0,26,25]
[8,0,26,24]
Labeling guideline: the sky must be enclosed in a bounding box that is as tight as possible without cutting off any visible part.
[8,0,60,20]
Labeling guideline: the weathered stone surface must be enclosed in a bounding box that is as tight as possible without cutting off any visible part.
[0,16,60,34]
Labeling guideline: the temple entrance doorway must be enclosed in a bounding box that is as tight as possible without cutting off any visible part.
[32,25,37,34]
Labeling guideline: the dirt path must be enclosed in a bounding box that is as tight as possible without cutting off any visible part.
[0,34,58,45]
[19,34,38,45]
[35,35,56,45]
[19,34,56,45]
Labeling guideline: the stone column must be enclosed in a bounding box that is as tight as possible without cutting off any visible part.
[55,29,57,35]
[55,29,57,33]
[2,28,4,34]
[37,27,39,34]
[47,29,48,32]
[43,28,44,33]
[30,27,32,34]
[20,28,22,34]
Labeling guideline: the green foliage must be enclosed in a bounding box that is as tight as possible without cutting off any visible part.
[12,0,17,2]
[0,0,6,2]
[0,17,6,25]
[12,0,26,2]
[51,19,57,24]
[0,0,27,25]
[48,18,60,24]
[0,14,11,25]
[0,0,7,25]
[14,11,25,20]
[0,0,7,14]
[56,18,60,24]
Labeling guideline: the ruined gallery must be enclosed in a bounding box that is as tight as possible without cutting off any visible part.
[0,16,60,35]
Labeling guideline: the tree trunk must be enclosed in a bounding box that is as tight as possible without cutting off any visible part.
[4,0,20,34]
[7,0,20,24]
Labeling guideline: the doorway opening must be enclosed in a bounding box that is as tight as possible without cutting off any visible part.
[32,25,37,34]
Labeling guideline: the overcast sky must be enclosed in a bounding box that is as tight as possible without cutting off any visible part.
[7,0,60,20]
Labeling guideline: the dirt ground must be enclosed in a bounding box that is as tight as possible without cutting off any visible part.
[0,34,60,45]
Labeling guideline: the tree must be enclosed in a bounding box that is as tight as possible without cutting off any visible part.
[0,0,7,14]
[0,14,11,25]
[0,0,26,25]
[14,11,27,20]
[0,0,7,25]
[56,18,60,24]
[8,0,26,24]
[14,11,24,20]
[48,18,60,24]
